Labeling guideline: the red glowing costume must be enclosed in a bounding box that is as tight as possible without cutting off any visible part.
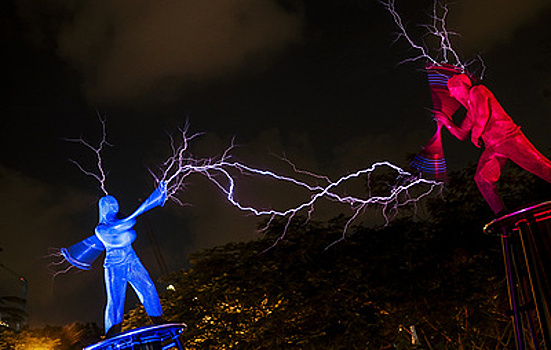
[410,64,464,180]
[437,74,551,214]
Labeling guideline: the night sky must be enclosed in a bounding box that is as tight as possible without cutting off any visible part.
[1,0,551,329]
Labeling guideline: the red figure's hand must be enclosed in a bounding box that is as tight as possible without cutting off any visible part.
[433,111,450,126]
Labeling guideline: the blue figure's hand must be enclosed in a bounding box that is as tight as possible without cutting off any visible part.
[157,181,167,207]
[124,182,168,222]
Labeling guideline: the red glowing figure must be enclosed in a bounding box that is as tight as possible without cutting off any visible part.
[435,74,551,215]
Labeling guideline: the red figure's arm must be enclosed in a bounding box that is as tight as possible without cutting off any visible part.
[435,111,472,141]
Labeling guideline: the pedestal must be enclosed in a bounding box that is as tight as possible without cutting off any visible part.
[484,201,551,350]
[84,323,187,350]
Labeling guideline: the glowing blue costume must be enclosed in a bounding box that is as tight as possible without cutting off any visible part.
[96,182,166,334]
[62,182,167,335]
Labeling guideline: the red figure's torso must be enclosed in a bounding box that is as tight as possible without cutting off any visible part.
[468,85,519,148]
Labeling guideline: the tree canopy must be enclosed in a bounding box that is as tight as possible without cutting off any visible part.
[122,163,551,349]
[4,163,548,349]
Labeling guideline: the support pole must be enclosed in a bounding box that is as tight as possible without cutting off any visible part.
[485,200,551,350]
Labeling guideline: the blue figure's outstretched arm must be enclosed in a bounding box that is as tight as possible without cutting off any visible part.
[124,181,167,222]
[95,182,166,248]
[61,235,106,270]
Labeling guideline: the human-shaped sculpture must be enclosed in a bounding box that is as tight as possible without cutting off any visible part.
[435,74,551,215]
[97,181,167,336]
[61,181,167,337]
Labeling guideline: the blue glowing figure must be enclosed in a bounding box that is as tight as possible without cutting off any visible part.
[62,181,167,336]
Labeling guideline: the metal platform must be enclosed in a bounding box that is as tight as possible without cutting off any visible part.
[84,323,187,350]
[484,201,551,350]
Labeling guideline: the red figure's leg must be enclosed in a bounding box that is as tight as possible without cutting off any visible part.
[475,149,507,214]
[497,133,551,183]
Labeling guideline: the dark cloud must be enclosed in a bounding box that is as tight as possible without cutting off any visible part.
[21,0,303,103]
[449,0,551,53]
[0,166,102,326]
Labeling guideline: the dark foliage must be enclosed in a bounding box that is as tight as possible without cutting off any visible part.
[123,164,551,349]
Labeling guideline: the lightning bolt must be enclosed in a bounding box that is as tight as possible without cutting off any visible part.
[46,249,78,281]
[60,118,443,253]
[64,112,111,196]
[380,0,439,66]
[153,127,444,250]
[380,0,486,78]
[52,113,112,278]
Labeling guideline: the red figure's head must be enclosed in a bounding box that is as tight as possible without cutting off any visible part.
[447,74,472,106]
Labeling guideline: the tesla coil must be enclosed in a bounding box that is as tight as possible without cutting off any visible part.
[84,323,187,350]
[484,200,551,350]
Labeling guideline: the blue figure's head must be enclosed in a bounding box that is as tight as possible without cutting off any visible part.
[99,195,119,223]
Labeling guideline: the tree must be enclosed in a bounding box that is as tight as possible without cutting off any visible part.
[0,322,102,350]
[123,163,551,348]
[0,327,60,350]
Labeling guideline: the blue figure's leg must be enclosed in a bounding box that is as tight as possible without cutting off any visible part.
[104,264,128,334]
[127,258,163,317]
